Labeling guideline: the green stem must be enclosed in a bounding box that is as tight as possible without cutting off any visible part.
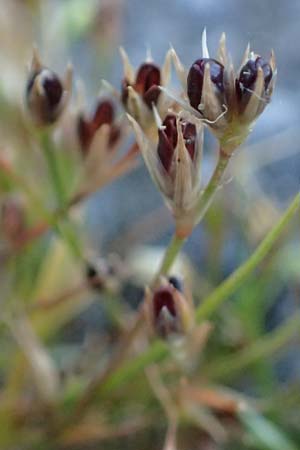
[94,192,300,394]
[41,131,66,207]
[39,131,82,259]
[154,234,186,282]
[195,192,300,322]
[195,150,231,224]
[153,149,230,281]
[203,312,300,381]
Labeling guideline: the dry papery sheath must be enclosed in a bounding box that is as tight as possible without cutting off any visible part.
[170,30,276,154]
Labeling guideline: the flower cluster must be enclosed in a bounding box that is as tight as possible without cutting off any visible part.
[24,31,276,340]
[127,30,276,238]
[173,30,276,153]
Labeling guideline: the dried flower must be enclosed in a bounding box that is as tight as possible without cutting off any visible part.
[120,48,172,132]
[171,30,276,154]
[25,49,72,126]
[71,94,138,202]
[128,109,203,237]
[144,277,193,338]
[77,98,121,155]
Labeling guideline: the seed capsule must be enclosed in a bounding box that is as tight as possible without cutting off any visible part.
[152,285,181,337]
[187,58,224,111]
[157,114,197,173]
[144,278,194,339]
[122,62,161,110]
[238,56,272,92]
[26,70,64,124]
[78,99,120,154]
[157,114,178,172]
[25,50,72,126]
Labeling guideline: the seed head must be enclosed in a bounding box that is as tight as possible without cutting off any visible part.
[128,109,203,237]
[187,58,224,111]
[120,47,172,132]
[78,99,121,154]
[171,30,276,154]
[122,62,161,109]
[25,49,72,127]
[144,278,193,339]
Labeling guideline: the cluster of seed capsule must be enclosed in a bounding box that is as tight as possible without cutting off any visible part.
[24,32,276,339]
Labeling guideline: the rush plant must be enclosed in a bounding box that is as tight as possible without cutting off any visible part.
[0,24,299,450]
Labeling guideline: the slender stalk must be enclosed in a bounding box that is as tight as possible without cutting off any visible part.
[195,192,300,322]
[153,234,186,283]
[40,131,83,259]
[93,192,300,394]
[41,131,67,207]
[195,149,231,224]
[203,312,300,381]
[153,149,231,282]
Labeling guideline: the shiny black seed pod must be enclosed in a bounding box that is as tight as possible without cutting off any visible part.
[238,57,272,92]
[187,58,224,111]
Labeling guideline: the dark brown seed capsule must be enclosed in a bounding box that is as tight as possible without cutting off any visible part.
[43,75,63,108]
[238,57,272,92]
[27,70,63,108]
[187,58,224,111]
[157,115,197,172]
[78,100,119,153]
[135,63,160,95]
[26,69,64,124]
[93,100,114,127]
[157,114,178,172]
[181,122,196,161]
[122,62,161,109]
[153,287,177,320]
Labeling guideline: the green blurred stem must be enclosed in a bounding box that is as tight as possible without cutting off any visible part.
[195,192,300,322]
[203,312,300,380]
[41,131,67,207]
[40,131,82,259]
[154,235,186,282]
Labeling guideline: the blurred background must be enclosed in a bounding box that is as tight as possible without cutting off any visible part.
[0,1,300,449]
